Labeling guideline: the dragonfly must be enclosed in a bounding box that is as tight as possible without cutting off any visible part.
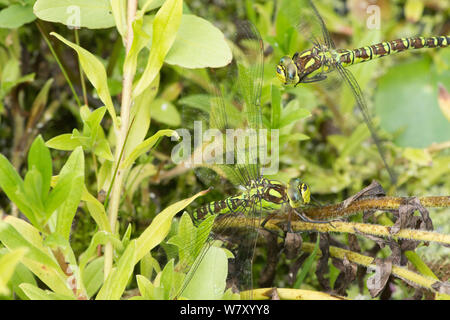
[276,0,450,183]
[165,21,331,300]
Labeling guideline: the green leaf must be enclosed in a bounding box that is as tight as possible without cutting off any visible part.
[81,186,111,232]
[294,236,320,288]
[375,54,450,148]
[34,0,115,29]
[133,0,182,97]
[19,283,75,300]
[120,129,176,169]
[150,98,181,126]
[0,154,36,225]
[50,32,118,127]
[83,257,104,298]
[110,0,127,37]
[79,231,121,277]
[164,14,232,68]
[0,248,28,296]
[96,240,137,300]
[0,220,74,297]
[134,189,210,264]
[0,248,36,300]
[28,136,52,202]
[0,4,35,29]
[54,147,85,239]
[45,133,83,150]
[180,246,228,300]
[280,100,310,127]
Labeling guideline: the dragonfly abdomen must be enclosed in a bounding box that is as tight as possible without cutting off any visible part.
[337,36,450,67]
[193,195,247,222]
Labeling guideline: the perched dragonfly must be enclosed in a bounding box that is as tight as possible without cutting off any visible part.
[166,21,331,300]
[276,0,450,183]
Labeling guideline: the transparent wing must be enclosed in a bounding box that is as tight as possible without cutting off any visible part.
[334,63,396,183]
[198,20,265,187]
[168,21,266,299]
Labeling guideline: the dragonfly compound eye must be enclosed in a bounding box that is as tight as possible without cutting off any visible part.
[300,183,311,204]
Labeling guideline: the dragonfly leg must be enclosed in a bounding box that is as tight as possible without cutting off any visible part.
[297,74,327,85]
[294,208,335,228]
[260,213,285,239]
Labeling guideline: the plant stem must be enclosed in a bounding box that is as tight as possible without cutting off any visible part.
[104,0,138,280]
[74,28,88,106]
[35,20,82,108]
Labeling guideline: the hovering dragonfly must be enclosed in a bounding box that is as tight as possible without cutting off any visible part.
[276,0,450,184]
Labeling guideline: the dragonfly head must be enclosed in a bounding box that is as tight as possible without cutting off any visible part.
[276,56,299,85]
[287,178,311,208]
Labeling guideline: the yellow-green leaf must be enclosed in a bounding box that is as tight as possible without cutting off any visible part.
[0,248,28,296]
[50,32,118,127]
[134,189,210,263]
[120,129,176,169]
[133,0,182,97]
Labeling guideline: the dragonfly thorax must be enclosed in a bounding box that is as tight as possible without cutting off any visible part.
[277,46,331,85]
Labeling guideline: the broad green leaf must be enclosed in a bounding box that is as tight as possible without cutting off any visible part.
[0,248,27,296]
[50,32,118,127]
[120,129,176,169]
[150,98,180,126]
[45,133,83,150]
[0,221,73,297]
[134,189,210,263]
[96,240,137,300]
[139,253,160,280]
[19,283,75,300]
[133,0,182,97]
[180,246,228,300]
[0,249,36,300]
[164,14,232,68]
[3,216,46,252]
[23,168,45,218]
[110,0,127,38]
[375,54,450,148]
[280,101,310,127]
[28,136,52,202]
[81,186,110,232]
[0,4,35,29]
[0,154,36,225]
[83,256,104,298]
[54,147,85,240]
[136,274,155,299]
[34,0,115,29]
[0,221,60,271]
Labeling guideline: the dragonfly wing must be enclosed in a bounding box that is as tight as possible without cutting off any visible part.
[334,63,396,183]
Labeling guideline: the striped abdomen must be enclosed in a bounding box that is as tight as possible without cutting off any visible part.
[337,36,450,67]
[192,179,289,223]
[193,195,247,222]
